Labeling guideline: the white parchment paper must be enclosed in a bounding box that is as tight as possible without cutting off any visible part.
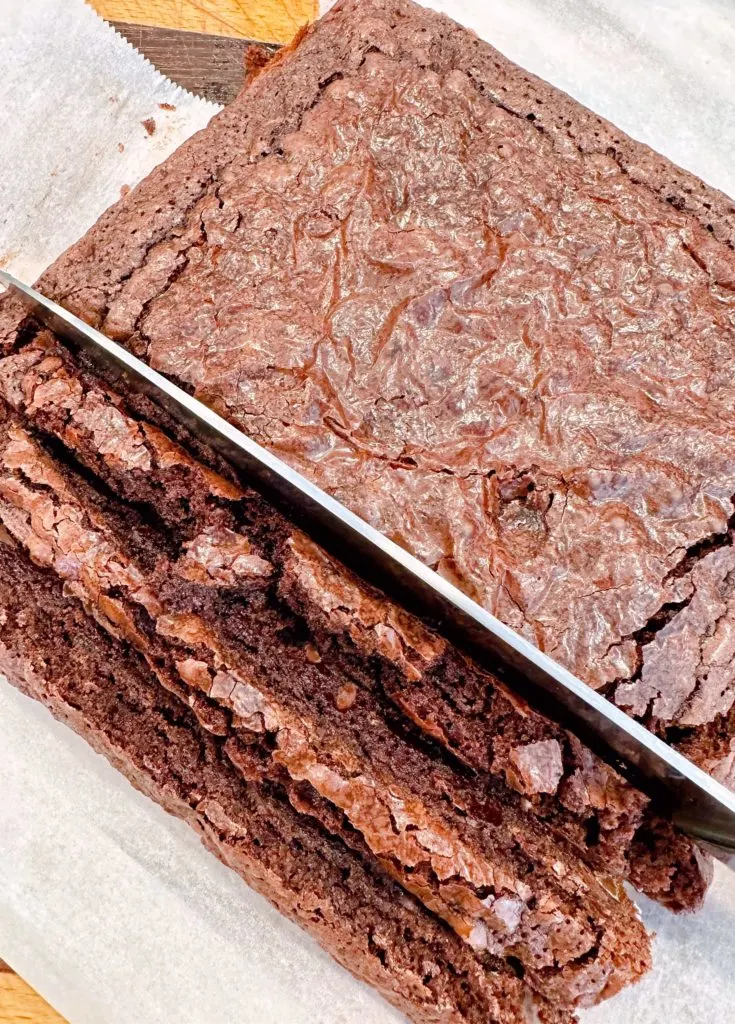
[1,1,735,1021]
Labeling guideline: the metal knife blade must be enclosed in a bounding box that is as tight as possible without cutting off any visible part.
[3,267,735,857]
[108,22,278,105]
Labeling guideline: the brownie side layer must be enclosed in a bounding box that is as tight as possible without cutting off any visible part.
[0,331,709,916]
[0,406,653,1010]
[0,536,533,1024]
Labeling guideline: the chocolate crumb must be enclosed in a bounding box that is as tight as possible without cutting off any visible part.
[141,118,156,136]
[244,43,273,78]
[335,682,358,711]
[508,740,564,795]
[158,102,176,111]
[305,643,322,664]
[117,142,125,153]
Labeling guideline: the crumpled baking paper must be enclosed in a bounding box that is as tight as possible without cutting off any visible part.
[0,0,220,281]
[1,0,735,1021]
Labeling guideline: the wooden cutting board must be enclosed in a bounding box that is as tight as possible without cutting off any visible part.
[0,960,65,1024]
[0,3,316,1021]
[94,0,316,43]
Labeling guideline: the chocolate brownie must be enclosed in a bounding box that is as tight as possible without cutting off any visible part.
[0,0,731,1017]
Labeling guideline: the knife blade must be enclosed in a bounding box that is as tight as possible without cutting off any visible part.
[107,22,278,105]
[3,267,735,857]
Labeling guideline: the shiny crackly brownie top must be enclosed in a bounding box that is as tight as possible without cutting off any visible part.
[97,44,735,745]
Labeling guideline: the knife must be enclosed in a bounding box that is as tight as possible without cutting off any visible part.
[3,267,735,857]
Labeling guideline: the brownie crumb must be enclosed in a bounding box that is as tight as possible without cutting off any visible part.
[508,740,564,796]
[158,102,176,111]
[244,43,275,79]
[335,682,358,711]
[141,118,156,136]
[304,643,321,664]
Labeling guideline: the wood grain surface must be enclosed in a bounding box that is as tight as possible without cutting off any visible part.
[92,0,317,43]
[0,962,66,1024]
[0,6,317,1023]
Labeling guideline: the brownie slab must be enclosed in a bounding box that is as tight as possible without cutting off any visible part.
[0,381,654,1011]
[0,329,709,914]
[1,0,733,1019]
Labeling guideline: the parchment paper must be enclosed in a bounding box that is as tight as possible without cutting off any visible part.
[1,1,735,1021]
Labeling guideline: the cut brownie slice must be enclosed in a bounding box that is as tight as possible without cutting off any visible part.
[0,538,528,1024]
[4,0,732,778]
[0,406,652,1010]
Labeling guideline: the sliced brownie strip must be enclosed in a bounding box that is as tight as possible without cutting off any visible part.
[0,537,529,1024]
[0,418,651,1009]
